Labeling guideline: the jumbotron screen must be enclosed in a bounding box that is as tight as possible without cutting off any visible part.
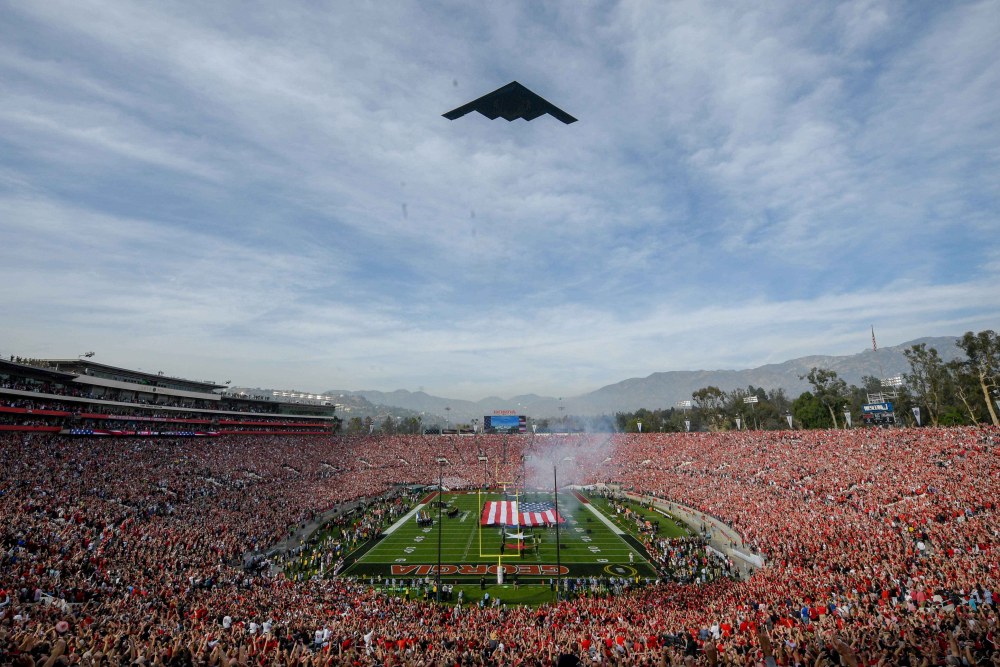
[483,415,526,433]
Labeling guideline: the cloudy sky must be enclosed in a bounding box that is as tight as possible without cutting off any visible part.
[2,1,998,400]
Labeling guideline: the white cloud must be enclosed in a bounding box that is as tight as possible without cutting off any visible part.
[1,1,997,399]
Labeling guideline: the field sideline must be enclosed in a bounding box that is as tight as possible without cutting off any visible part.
[341,491,668,580]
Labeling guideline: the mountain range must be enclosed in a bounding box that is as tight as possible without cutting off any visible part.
[324,336,964,423]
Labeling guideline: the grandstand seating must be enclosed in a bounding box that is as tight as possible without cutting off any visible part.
[0,358,337,436]
[0,361,996,665]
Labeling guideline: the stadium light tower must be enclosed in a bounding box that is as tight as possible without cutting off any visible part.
[520,454,528,494]
[436,456,449,602]
[743,395,758,430]
[478,454,488,489]
[553,456,574,601]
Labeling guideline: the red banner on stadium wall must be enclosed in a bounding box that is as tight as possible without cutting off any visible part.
[0,406,69,417]
[0,425,61,432]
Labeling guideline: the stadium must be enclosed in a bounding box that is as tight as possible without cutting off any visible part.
[1,357,997,666]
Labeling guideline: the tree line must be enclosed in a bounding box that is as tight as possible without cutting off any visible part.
[332,330,998,434]
[615,329,999,432]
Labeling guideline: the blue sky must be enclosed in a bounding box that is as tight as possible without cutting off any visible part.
[1,1,998,400]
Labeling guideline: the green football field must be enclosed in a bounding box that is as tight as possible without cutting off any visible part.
[341,491,662,581]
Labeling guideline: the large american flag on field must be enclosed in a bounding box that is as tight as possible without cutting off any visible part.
[480,500,565,527]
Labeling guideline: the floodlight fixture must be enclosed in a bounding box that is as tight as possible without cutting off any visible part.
[743,396,759,404]
[882,376,905,388]
[435,456,451,602]
[552,455,575,600]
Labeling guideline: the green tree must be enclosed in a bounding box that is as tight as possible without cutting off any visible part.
[725,390,747,429]
[759,388,791,429]
[741,385,770,430]
[938,406,969,426]
[903,344,949,426]
[801,368,848,429]
[946,360,984,424]
[347,416,364,434]
[400,415,422,434]
[615,407,678,432]
[632,408,653,433]
[956,330,1000,426]
[791,391,833,429]
[692,386,727,431]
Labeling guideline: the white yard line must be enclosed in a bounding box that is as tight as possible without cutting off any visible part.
[461,517,477,560]
[384,503,426,536]
[584,502,625,535]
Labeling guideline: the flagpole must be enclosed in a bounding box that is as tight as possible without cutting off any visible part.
[437,461,442,602]
[435,456,448,603]
[872,325,885,379]
[514,486,522,560]
[552,456,573,601]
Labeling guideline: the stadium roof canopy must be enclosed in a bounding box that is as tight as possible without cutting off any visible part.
[43,358,225,393]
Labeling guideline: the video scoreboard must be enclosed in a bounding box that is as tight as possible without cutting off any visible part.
[483,414,527,433]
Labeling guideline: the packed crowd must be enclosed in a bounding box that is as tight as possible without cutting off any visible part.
[283,493,421,579]
[593,492,732,584]
[6,356,61,368]
[0,379,91,398]
[0,427,996,666]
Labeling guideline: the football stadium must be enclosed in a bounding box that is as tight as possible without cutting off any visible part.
[4,4,1000,666]
[1,356,998,666]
